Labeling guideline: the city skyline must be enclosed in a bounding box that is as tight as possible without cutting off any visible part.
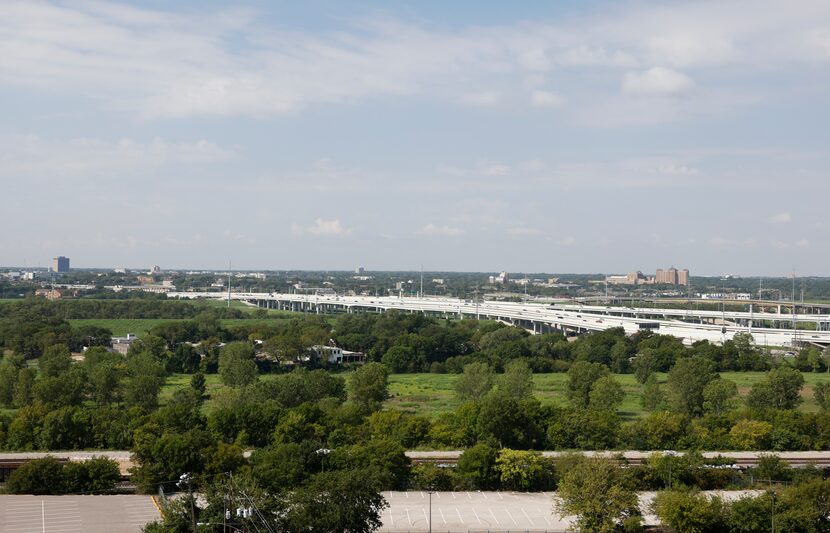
[1,0,828,274]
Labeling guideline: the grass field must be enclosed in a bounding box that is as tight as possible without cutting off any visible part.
[384,372,830,419]
[68,319,178,337]
[152,370,830,420]
[68,314,304,337]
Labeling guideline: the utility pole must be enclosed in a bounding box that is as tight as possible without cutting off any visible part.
[178,473,197,533]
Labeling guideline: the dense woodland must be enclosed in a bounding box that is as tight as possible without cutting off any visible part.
[2,299,830,531]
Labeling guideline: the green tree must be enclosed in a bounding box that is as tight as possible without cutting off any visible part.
[477,391,544,449]
[588,375,624,412]
[12,367,36,407]
[456,443,499,489]
[746,366,805,411]
[702,379,738,416]
[454,362,495,401]
[495,449,553,491]
[218,342,258,388]
[566,361,609,409]
[814,382,830,411]
[667,357,718,416]
[641,374,667,411]
[86,355,123,406]
[652,489,727,533]
[0,354,26,406]
[497,359,534,399]
[556,455,641,533]
[5,456,66,494]
[277,470,388,533]
[39,344,72,377]
[32,366,86,407]
[381,345,418,373]
[190,372,206,398]
[729,419,773,450]
[348,362,389,411]
[124,352,165,411]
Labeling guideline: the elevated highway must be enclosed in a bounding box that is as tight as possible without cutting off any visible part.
[168,292,830,347]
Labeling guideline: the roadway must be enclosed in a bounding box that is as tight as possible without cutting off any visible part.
[169,292,830,346]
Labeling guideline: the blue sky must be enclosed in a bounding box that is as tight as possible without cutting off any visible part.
[1,0,828,275]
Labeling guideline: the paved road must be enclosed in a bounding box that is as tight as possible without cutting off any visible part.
[0,495,160,533]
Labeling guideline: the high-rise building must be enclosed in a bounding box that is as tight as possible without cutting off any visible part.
[655,266,689,286]
[52,256,70,273]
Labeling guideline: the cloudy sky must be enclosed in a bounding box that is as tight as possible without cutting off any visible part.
[1,0,828,275]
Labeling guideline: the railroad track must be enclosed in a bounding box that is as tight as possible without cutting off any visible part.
[405,450,830,467]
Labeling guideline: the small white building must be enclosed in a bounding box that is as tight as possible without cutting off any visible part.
[111,333,138,355]
[312,345,366,364]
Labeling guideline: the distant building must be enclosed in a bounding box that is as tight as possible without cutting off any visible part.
[311,345,366,364]
[490,271,509,285]
[355,266,365,274]
[52,256,70,273]
[148,265,161,275]
[606,271,650,285]
[111,333,138,355]
[34,288,63,300]
[656,267,690,286]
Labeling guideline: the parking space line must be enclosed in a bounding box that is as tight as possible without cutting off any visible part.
[405,508,412,526]
[455,506,462,523]
[387,507,394,526]
[473,508,483,525]
[521,507,534,525]
[505,508,518,525]
[489,508,501,526]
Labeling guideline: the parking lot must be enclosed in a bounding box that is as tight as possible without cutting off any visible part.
[379,491,571,532]
[0,495,160,533]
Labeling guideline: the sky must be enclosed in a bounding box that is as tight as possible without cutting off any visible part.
[0,0,828,275]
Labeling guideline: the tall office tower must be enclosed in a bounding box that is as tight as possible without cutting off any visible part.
[52,256,70,273]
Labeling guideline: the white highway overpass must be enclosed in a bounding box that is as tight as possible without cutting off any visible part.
[168,292,830,347]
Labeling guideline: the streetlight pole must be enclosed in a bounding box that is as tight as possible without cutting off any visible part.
[315,448,331,473]
[429,490,433,533]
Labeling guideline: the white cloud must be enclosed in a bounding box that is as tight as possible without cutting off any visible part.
[459,91,500,106]
[222,230,256,245]
[768,212,792,224]
[419,224,466,237]
[530,90,564,108]
[657,163,699,175]
[507,227,541,236]
[622,67,694,95]
[0,134,233,178]
[1,0,829,123]
[290,219,352,237]
[477,160,511,176]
